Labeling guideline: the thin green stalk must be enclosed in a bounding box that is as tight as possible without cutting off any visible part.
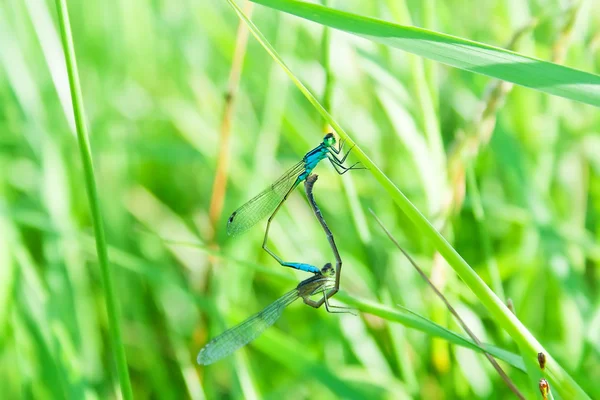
[208,0,254,238]
[321,0,332,116]
[227,1,589,398]
[54,0,132,398]
[370,210,524,399]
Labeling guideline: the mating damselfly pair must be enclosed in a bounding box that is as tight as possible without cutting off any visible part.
[197,134,361,365]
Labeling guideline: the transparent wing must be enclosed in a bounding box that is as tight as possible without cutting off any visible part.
[226,161,305,236]
[197,290,299,365]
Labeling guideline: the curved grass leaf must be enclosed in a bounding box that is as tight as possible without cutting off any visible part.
[336,293,526,372]
[252,0,600,108]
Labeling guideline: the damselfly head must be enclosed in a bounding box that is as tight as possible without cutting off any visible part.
[323,133,336,147]
[320,262,335,277]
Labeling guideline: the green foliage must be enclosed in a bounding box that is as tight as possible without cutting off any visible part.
[0,0,598,398]
[253,0,600,107]
[54,0,133,397]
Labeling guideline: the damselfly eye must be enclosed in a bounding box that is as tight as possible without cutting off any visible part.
[321,262,334,276]
[323,133,335,147]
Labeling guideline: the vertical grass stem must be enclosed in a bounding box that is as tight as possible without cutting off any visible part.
[54,0,133,398]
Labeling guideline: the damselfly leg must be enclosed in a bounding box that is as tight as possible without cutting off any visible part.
[261,180,320,274]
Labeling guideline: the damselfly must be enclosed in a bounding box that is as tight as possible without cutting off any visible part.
[226,133,361,274]
[197,263,347,365]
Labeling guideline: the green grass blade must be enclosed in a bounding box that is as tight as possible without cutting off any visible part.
[336,292,526,371]
[226,1,590,398]
[252,0,600,108]
[54,0,132,398]
[252,328,377,399]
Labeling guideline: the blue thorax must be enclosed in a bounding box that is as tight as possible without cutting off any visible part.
[298,144,330,181]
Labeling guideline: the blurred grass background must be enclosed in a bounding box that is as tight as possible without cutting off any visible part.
[1,0,600,398]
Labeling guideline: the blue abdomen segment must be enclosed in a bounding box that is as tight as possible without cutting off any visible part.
[282,262,320,274]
